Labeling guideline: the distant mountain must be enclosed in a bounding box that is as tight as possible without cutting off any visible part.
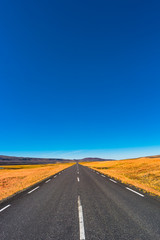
[145,155,160,158]
[0,155,115,165]
[0,155,73,165]
[78,157,114,162]
[124,154,160,161]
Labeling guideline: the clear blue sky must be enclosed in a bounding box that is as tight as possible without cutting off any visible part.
[1,0,160,159]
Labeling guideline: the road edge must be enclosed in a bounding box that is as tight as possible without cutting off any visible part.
[0,164,74,206]
[81,164,160,203]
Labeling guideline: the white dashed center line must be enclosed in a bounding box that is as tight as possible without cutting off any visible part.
[78,196,85,240]
[126,187,144,197]
[77,177,80,182]
[0,204,11,213]
[28,186,40,194]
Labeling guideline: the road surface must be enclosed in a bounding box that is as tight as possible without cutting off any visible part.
[0,164,160,240]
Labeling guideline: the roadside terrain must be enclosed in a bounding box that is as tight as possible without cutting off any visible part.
[0,163,74,201]
[81,156,160,197]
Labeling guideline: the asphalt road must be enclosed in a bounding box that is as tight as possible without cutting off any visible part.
[0,163,160,240]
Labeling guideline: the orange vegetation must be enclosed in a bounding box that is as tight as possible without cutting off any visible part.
[81,157,160,197]
[0,163,74,201]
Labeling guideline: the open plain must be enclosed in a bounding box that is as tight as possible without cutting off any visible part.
[0,163,74,201]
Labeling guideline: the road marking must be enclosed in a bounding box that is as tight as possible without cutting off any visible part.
[96,172,99,174]
[109,179,117,183]
[101,175,105,177]
[77,177,80,182]
[126,187,144,197]
[77,171,79,174]
[45,179,51,183]
[54,175,57,178]
[0,204,11,213]
[28,186,39,194]
[78,196,85,240]
[77,164,79,172]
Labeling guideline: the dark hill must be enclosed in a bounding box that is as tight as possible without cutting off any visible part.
[78,157,114,162]
[0,155,114,165]
[0,155,73,165]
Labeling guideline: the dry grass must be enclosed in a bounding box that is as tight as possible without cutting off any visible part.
[81,157,160,197]
[0,163,75,201]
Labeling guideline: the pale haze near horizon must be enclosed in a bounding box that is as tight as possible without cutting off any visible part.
[1,146,160,160]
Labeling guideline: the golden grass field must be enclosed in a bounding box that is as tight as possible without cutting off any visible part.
[81,157,160,197]
[0,163,75,201]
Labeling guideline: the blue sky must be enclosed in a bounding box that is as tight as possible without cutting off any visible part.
[0,0,160,159]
